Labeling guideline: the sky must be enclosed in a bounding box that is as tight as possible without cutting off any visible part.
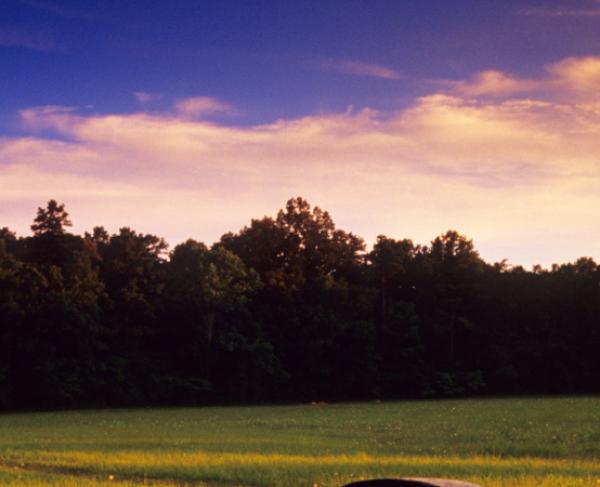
[2,0,600,267]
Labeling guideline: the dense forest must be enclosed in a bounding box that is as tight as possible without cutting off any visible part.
[0,198,599,410]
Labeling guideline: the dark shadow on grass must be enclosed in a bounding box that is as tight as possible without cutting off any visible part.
[345,481,438,487]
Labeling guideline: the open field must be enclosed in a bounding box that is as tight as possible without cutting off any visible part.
[1,397,600,486]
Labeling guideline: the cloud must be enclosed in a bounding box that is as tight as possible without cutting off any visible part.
[547,56,600,95]
[323,59,402,80]
[19,105,79,134]
[441,70,540,98]
[519,1,600,18]
[16,0,97,22]
[174,97,234,118]
[3,56,600,267]
[443,56,600,101]
[133,92,162,107]
[0,25,56,51]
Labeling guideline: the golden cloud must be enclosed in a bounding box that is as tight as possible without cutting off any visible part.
[2,56,600,266]
[444,56,600,102]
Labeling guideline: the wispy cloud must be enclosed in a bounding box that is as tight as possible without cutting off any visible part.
[323,59,402,80]
[174,96,234,118]
[133,92,163,107]
[0,25,57,52]
[442,56,600,101]
[440,70,540,98]
[19,105,78,133]
[16,0,96,22]
[3,56,600,266]
[519,1,600,17]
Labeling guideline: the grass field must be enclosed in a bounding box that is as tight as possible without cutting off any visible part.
[0,397,599,486]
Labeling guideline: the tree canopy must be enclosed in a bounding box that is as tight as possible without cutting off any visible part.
[31,200,72,236]
[0,198,599,409]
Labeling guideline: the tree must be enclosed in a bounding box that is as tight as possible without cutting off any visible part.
[221,197,365,295]
[27,200,81,269]
[95,227,168,404]
[368,236,425,396]
[219,198,374,399]
[275,197,365,290]
[165,240,266,401]
[4,197,600,408]
[169,241,261,345]
[0,240,21,407]
[220,217,288,289]
[0,227,15,239]
[31,200,72,236]
[420,231,487,395]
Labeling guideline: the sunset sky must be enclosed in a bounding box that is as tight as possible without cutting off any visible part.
[2,0,600,267]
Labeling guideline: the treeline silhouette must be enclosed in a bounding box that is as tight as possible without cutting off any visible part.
[1,198,599,409]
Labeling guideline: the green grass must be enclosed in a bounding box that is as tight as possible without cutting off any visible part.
[1,397,600,486]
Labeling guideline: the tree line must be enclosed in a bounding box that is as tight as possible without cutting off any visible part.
[0,198,599,409]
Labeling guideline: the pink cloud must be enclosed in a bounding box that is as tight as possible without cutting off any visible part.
[323,59,402,80]
[133,92,163,106]
[2,56,600,267]
[443,56,600,102]
[0,25,57,51]
[174,96,234,118]
[519,2,600,18]
[441,71,540,98]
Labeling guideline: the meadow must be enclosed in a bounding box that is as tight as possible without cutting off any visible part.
[0,397,599,486]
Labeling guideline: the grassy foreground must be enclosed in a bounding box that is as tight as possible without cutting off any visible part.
[1,397,600,486]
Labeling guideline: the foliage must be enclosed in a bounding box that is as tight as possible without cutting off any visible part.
[30,199,72,236]
[0,198,599,408]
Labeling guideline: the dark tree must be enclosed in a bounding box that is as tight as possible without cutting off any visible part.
[0,197,599,409]
[31,200,72,236]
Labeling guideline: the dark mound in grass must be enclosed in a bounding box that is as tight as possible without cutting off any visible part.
[344,479,481,487]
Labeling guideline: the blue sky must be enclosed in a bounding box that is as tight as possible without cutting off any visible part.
[2,0,600,266]
[3,0,599,125]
